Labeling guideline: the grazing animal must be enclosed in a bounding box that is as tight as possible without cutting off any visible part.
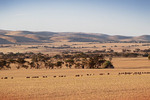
[4,77,8,79]
[43,76,47,78]
[75,75,80,77]
[99,73,104,75]
[26,76,30,78]
[32,76,39,78]
[59,75,64,77]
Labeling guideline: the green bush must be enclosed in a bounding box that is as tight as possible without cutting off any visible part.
[102,61,114,69]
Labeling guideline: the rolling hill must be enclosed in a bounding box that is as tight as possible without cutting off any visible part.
[0,29,149,44]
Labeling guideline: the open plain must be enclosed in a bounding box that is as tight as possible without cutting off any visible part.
[0,40,150,100]
[0,42,150,54]
[0,57,150,100]
[1,0,150,99]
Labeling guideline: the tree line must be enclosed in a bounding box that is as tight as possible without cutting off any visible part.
[0,52,114,70]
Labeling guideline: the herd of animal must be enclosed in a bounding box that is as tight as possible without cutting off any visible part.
[1,71,150,80]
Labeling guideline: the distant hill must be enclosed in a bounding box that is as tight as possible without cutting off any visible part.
[0,30,149,44]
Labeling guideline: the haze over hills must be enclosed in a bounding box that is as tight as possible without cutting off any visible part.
[0,29,150,44]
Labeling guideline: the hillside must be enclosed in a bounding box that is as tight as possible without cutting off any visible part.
[0,30,150,44]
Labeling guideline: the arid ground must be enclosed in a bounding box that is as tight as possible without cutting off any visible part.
[1,0,150,99]
[0,57,150,100]
[0,42,150,54]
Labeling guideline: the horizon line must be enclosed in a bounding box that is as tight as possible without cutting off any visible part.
[0,29,149,37]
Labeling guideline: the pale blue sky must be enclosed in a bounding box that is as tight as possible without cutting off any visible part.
[0,0,150,36]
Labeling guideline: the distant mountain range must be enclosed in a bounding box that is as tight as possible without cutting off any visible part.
[0,29,150,44]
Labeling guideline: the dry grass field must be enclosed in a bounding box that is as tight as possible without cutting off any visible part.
[1,0,150,99]
[1,42,150,100]
[0,42,150,54]
[0,57,150,100]
[112,57,150,69]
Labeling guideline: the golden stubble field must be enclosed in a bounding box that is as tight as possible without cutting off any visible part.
[0,42,150,100]
[0,57,150,100]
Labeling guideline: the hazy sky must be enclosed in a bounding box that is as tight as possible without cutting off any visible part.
[0,0,150,36]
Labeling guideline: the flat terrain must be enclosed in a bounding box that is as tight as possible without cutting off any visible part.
[112,57,150,69]
[0,42,150,54]
[1,42,150,100]
[0,69,150,100]
[1,57,150,100]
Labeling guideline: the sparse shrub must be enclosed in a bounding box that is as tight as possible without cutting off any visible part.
[102,61,114,69]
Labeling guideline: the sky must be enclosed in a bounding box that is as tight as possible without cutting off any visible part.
[0,0,150,36]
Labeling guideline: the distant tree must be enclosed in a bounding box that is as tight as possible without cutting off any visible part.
[53,54,62,59]
[102,61,114,69]
[22,65,29,69]
[87,55,105,69]
[0,60,7,69]
[5,62,11,69]
[16,58,26,69]
[29,61,35,69]
[31,54,46,69]
[0,60,11,69]
[45,61,54,69]
[143,53,149,57]
[88,57,95,69]
[56,61,64,68]
[65,59,74,68]
[81,58,88,69]
[8,59,16,63]
[75,63,81,69]
[49,63,55,69]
